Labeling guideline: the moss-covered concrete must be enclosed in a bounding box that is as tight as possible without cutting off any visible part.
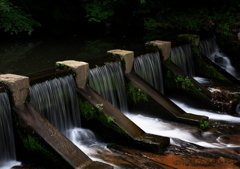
[77,86,170,154]
[13,104,113,169]
[194,55,229,81]
[79,99,129,136]
[162,61,212,99]
[125,71,209,128]
[13,112,73,169]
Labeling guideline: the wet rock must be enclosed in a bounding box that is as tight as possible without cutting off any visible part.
[218,135,240,145]
[170,138,205,151]
[108,144,174,169]
[206,148,240,161]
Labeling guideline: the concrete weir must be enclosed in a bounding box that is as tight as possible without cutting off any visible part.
[58,60,170,154]
[108,49,209,127]
[0,74,113,169]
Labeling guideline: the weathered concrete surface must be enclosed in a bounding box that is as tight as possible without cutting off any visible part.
[107,49,134,73]
[0,74,29,106]
[149,40,171,61]
[125,71,208,126]
[56,60,89,89]
[13,104,113,169]
[163,61,213,99]
[78,86,145,138]
[77,86,170,154]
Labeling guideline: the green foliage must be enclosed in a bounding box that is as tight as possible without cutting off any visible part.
[79,99,127,134]
[143,1,240,37]
[175,76,194,88]
[0,0,40,34]
[79,99,96,120]
[95,103,103,112]
[199,120,209,130]
[55,62,76,77]
[145,42,157,47]
[81,0,116,23]
[194,57,228,81]
[175,76,202,94]
[79,100,114,124]
[126,83,149,103]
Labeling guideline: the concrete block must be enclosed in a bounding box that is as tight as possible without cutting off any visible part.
[0,74,29,106]
[149,40,171,61]
[56,60,89,89]
[107,49,134,73]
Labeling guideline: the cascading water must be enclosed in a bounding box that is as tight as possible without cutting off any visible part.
[29,75,112,164]
[170,44,195,77]
[88,61,128,112]
[0,92,21,169]
[200,37,239,79]
[125,97,240,149]
[29,75,81,137]
[134,52,164,93]
[125,110,240,149]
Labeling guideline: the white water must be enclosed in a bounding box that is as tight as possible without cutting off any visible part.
[171,99,240,123]
[89,61,128,112]
[134,52,164,93]
[68,128,119,168]
[125,111,240,149]
[0,161,21,169]
[68,128,107,160]
[0,92,21,169]
[29,75,117,168]
[30,75,81,137]
[124,97,240,149]
[170,44,195,76]
[200,37,239,79]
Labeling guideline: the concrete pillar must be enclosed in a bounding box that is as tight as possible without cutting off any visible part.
[0,74,29,106]
[149,40,171,61]
[56,60,89,89]
[107,49,134,73]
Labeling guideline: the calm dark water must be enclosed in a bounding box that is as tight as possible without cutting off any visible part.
[0,34,145,75]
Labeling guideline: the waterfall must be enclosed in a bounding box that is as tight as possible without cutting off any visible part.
[0,92,20,168]
[200,37,238,78]
[29,75,113,163]
[29,75,81,137]
[134,52,164,93]
[170,44,195,77]
[88,61,128,112]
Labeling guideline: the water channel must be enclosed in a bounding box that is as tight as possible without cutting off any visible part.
[1,34,240,168]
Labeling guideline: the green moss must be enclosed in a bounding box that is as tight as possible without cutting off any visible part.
[175,75,202,95]
[22,134,58,162]
[126,83,149,103]
[145,42,157,47]
[199,120,209,130]
[195,57,228,81]
[178,34,199,38]
[163,68,203,96]
[55,62,76,77]
[14,114,70,169]
[79,99,128,135]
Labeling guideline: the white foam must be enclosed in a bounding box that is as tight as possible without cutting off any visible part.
[124,111,240,148]
[171,99,240,123]
[0,160,21,169]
